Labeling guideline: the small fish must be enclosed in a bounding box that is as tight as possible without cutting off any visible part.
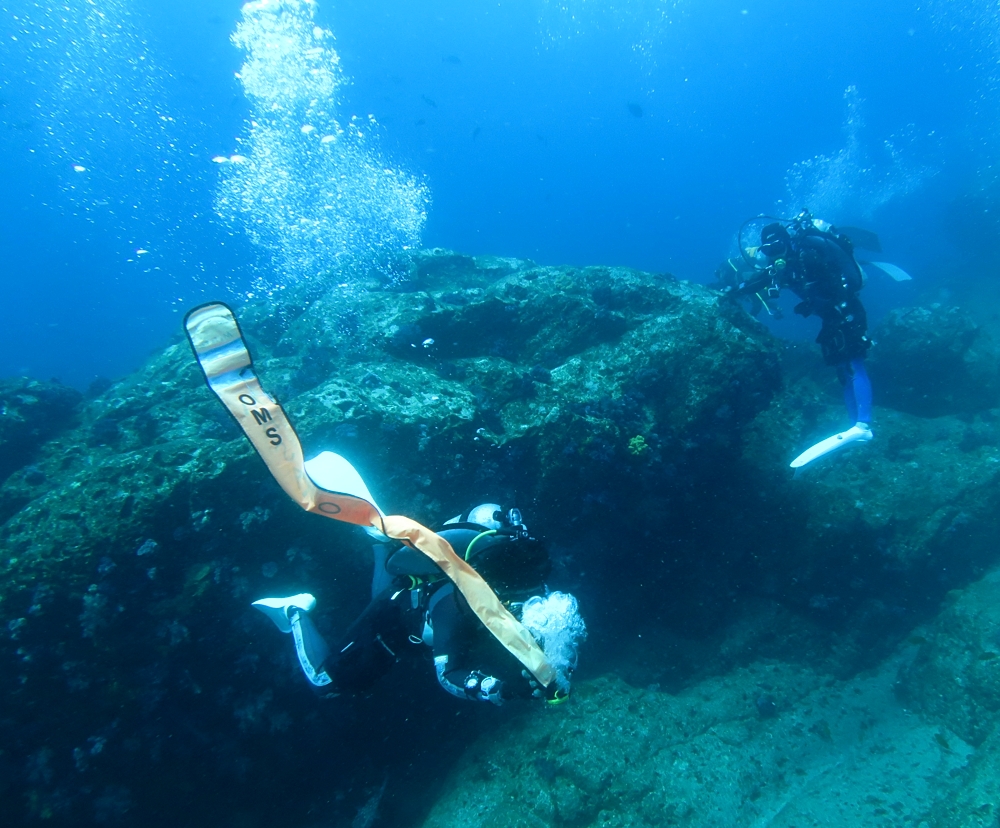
[321,134,336,143]
[415,119,425,127]
[73,164,86,172]
[229,155,248,164]
[628,102,644,118]
[472,126,481,141]
[211,156,229,164]
[422,338,435,348]
[443,55,461,65]
[421,94,437,108]
[301,124,315,134]
[136,249,149,255]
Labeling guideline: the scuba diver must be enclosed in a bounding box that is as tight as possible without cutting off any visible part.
[253,503,583,704]
[183,302,584,706]
[717,210,877,468]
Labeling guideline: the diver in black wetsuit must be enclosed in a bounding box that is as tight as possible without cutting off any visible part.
[717,210,874,467]
[184,303,585,706]
[253,504,583,705]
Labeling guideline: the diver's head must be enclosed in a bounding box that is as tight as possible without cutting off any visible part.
[466,503,505,530]
[448,503,526,534]
[760,223,791,260]
[441,503,548,597]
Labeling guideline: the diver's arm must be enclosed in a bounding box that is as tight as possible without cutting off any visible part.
[736,272,775,297]
[716,257,762,294]
[722,258,778,299]
[715,259,782,319]
[430,589,504,705]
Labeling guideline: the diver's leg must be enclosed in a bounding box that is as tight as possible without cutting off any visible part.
[252,594,332,687]
[793,310,873,469]
[328,590,409,694]
[253,590,409,693]
[850,358,873,425]
[791,357,873,469]
[370,543,394,600]
[837,361,859,423]
[289,608,332,687]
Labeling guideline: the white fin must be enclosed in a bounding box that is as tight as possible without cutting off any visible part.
[252,593,317,633]
[865,261,913,282]
[304,451,385,517]
[791,423,873,469]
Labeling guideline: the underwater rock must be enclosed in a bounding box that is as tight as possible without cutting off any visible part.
[2,249,1000,826]
[0,378,82,534]
[240,253,783,522]
[890,564,1000,827]
[421,657,971,828]
[919,723,1000,827]
[739,355,1000,672]
[0,377,81,488]
[0,251,780,825]
[867,304,1000,417]
[896,566,1000,747]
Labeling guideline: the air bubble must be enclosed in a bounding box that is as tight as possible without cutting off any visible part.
[215,0,429,294]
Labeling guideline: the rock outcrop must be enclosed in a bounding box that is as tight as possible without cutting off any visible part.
[1,250,999,828]
[0,377,81,492]
[867,304,1000,417]
[0,253,779,825]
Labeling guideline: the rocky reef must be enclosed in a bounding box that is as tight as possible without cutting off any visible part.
[867,303,1000,418]
[0,377,81,489]
[1,250,999,827]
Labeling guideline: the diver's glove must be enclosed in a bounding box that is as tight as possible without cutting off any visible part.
[464,671,504,705]
[713,276,746,298]
[523,670,571,705]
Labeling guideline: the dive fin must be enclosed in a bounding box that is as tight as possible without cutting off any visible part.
[303,451,388,540]
[252,593,317,633]
[790,423,873,469]
[839,226,882,252]
[303,451,384,515]
[864,261,912,282]
[290,610,332,687]
[252,594,332,686]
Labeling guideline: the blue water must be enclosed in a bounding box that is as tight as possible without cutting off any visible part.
[0,0,992,388]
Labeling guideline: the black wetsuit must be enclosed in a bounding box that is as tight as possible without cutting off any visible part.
[324,526,550,702]
[721,222,874,425]
[784,233,869,365]
[731,231,869,365]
